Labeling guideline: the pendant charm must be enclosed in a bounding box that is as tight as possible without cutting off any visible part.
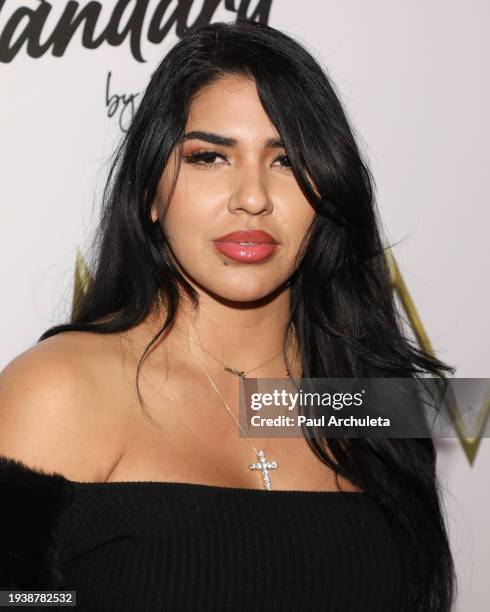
[224,366,247,378]
[249,448,278,491]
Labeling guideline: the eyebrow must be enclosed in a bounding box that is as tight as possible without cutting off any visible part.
[181,130,285,148]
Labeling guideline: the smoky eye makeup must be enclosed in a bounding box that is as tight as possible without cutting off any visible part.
[180,147,292,168]
[182,150,227,165]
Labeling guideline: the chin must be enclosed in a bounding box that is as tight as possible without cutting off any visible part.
[203,278,286,304]
[176,261,287,303]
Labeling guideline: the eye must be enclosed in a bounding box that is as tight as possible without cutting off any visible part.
[181,150,292,170]
[182,150,228,167]
[273,154,291,168]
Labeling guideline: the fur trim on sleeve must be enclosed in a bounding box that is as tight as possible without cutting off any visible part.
[0,455,76,589]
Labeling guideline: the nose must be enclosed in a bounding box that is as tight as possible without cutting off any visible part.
[227,164,273,216]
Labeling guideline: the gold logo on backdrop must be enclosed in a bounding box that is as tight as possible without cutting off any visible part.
[72,249,92,321]
[385,248,490,465]
[72,246,489,464]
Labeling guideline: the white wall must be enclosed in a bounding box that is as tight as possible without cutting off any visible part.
[1,1,488,608]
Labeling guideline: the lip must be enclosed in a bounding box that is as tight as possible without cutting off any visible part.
[213,229,278,263]
[214,229,278,244]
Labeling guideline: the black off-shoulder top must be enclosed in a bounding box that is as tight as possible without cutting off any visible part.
[0,455,414,611]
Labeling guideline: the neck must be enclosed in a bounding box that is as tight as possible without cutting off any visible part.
[147,285,300,379]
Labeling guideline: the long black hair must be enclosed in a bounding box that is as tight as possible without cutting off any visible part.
[39,21,456,611]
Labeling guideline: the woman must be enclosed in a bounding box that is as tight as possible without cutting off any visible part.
[0,20,455,611]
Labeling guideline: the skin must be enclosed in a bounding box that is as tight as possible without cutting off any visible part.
[151,74,314,304]
[0,74,360,492]
[146,74,314,383]
[108,74,356,491]
[119,74,324,487]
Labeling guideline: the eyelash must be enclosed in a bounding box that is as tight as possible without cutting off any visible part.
[182,150,291,168]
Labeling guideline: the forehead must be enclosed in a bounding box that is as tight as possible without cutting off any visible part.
[185,75,279,141]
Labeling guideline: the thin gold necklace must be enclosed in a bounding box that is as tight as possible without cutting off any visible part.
[186,334,291,379]
[189,336,289,378]
[192,352,282,491]
[157,289,294,379]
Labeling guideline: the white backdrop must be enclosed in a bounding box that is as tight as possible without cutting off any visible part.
[1,1,489,609]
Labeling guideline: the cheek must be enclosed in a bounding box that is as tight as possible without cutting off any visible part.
[165,169,218,215]
[278,201,315,252]
[160,174,195,230]
[163,205,199,246]
[161,188,213,259]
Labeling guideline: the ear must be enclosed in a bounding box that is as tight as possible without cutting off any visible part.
[0,455,76,589]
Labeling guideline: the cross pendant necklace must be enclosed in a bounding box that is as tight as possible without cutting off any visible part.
[249,448,278,491]
[178,322,297,491]
[192,355,280,491]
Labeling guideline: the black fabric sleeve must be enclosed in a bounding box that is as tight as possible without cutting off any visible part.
[0,455,76,589]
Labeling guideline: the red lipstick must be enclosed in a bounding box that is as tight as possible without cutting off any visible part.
[213,229,278,263]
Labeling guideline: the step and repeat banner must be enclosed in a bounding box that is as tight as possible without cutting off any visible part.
[1,1,489,609]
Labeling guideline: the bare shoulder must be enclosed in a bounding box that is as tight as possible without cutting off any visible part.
[0,331,129,483]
